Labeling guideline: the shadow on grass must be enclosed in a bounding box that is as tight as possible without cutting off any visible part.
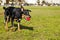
[9,24,33,31]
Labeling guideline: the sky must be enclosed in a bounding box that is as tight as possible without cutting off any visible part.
[1,0,60,4]
[45,0,60,3]
[25,0,37,4]
[25,0,60,4]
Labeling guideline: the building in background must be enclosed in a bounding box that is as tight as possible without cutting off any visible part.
[24,0,60,6]
[0,0,25,6]
[0,0,60,6]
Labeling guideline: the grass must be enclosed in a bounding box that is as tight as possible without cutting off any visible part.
[0,6,60,40]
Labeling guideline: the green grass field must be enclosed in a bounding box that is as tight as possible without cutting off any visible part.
[0,6,60,40]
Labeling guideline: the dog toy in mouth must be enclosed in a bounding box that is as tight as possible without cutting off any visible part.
[26,17,30,21]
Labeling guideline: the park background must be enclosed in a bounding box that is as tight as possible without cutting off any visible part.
[0,0,60,40]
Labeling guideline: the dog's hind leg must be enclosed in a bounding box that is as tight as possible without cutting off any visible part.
[10,18,14,30]
[5,16,9,31]
[5,21,8,31]
[8,16,10,22]
[4,13,6,24]
[4,12,8,31]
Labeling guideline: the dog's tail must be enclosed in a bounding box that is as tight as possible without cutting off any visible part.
[3,7,6,10]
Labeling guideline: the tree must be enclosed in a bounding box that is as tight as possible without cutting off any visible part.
[37,0,40,5]
[42,0,45,4]
[6,0,10,4]
[41,0,46,6]
[18,0,25,5]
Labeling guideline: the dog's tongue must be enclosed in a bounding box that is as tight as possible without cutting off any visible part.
[26,17,30,21]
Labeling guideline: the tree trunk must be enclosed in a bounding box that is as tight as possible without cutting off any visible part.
[37,0,40,5]
[6,0,10,4]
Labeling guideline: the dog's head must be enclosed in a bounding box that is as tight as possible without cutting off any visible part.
[22,9,31,21]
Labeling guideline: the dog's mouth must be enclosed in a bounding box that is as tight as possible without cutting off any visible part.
[25,17,30,21]
[22,14,31,21]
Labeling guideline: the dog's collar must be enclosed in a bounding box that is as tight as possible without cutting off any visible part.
[19,19,21,20]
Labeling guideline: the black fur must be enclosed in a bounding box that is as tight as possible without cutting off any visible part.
[3,6,31,28]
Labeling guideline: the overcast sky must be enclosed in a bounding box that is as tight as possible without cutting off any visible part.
[25,0,37,4]
[25,0,60,4]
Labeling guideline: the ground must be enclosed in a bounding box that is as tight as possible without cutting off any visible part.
[0,6,60,40]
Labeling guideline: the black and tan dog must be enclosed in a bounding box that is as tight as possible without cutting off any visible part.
[3,6,31,31]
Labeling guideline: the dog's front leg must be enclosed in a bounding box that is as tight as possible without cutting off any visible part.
[4,14,6,24]
[18,22,20,31]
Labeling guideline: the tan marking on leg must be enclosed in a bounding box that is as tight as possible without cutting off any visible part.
[5,21,8,31]
[5,16,9,31]
[18,22,20,31]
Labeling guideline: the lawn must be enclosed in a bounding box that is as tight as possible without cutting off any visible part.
[0,6,60,40]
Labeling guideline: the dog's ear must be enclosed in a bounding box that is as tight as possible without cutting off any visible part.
[29,10,31,12]
[27,10,31,12]
[3,7,6,10]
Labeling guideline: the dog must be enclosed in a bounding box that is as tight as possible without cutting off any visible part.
[3,6,31,31]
